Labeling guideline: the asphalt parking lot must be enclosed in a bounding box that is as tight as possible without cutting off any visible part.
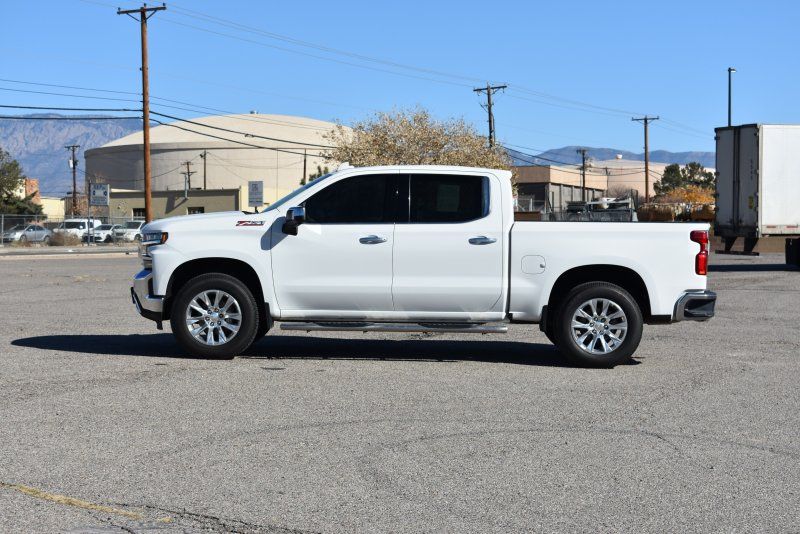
[1,253,798,533]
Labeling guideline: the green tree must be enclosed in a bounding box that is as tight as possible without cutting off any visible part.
[0,146,26,201]
[655,162,715,196]
[0,147,42,215]
[300,164,330,186]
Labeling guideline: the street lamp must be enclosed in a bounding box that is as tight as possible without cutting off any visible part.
[728,67,736,127]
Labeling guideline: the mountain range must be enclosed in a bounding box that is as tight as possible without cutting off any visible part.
[508,147,715,168]
[0,114,715,195]
[0,114,141,195]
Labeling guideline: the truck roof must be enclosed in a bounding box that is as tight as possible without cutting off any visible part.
[336,164,513,178]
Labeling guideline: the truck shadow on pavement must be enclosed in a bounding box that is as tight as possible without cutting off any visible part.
[8,334,607,367]
[709,263,799,272]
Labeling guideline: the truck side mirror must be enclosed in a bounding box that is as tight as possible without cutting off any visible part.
[282,206,306,236]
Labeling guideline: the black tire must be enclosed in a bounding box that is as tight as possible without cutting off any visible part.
[553,281,643,367]
[19,235,27,243]
[170,273,259,359]
[43,235,50,245]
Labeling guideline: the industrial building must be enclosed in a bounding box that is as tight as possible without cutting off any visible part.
[513,159,670,211]
[84,114,341,209]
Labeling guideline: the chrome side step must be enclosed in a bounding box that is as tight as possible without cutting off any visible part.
[279,321,508,334]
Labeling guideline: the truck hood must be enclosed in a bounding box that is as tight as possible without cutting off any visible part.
[142,211,277,233]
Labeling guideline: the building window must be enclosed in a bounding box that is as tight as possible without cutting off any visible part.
[132,208,146,219]
[187,207,205,215]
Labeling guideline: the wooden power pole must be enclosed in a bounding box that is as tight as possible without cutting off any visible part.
[118,3,166,223]
[181,161,196,199]
[576,147,588,203]
[473,83,507,147]
[632,115,659,203]
[65,144,80,216]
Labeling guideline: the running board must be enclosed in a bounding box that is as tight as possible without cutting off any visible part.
[280,321,508,334]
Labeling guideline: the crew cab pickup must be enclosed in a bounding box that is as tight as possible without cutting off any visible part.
[132,165,716,366]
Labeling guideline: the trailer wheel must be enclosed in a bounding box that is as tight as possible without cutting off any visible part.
[170,273,259,359]
[554,282,643,367]
[786,238,800,267]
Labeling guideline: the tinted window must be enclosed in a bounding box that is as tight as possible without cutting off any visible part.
[304,174,396,224]
[409,174,488,223]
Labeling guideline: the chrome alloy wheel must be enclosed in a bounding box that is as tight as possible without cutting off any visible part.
[185,290,242,346]
[570,298,628,354]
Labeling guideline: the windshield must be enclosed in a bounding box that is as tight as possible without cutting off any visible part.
[125,221,142,229]
[96,224,114,230]
[62,222,85,229]
[267,173,335,211]
[5,225,26,232]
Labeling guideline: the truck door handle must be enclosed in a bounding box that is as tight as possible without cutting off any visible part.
[469,236,497,245]
[359,235,387,244]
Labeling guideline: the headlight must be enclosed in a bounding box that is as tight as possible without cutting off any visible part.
[141,232,168,245]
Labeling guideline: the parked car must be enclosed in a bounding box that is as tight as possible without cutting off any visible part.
[114,221,145,242]
[131,165,716,366]
[88,224,123,243]
[54,219,103,240]
[2,224,52,244]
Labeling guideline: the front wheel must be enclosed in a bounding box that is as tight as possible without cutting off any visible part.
[554,282,643,367]
[170,273,259,359]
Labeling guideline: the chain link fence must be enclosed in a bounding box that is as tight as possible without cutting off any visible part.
[0,214,145,248]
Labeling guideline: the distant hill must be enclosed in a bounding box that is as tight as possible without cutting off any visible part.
[0,114,140,195]
[509,146,715,168]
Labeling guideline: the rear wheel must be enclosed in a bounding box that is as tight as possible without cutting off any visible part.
[170,273,259,359]
[43,235,50,245]
[554,282,643,367]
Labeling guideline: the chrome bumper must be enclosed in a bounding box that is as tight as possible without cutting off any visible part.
[674,290,716,321]
[131,269,163,321]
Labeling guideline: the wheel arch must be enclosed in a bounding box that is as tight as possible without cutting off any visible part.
[163,258,268,323]
[544,264,652,324]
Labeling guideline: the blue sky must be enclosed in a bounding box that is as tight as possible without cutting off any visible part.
[2,0,798,154]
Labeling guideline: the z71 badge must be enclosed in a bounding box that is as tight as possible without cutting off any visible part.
[236,220,265,227]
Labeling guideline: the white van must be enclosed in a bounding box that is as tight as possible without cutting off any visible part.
[54,218,103,239]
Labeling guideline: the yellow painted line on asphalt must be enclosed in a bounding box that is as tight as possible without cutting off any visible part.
[0,481,145,520]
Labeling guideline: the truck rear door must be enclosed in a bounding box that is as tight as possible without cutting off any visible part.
[391,173,504,314]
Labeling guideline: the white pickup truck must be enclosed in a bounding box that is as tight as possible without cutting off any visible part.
[132,165,716,366]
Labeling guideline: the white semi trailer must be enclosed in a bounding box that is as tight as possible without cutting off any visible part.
[715,124,800,266]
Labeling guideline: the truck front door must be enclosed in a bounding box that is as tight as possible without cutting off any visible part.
[270,173,400,317]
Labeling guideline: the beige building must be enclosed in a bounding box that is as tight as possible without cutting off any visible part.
[109,188,245,220]
[85,114,344,209]
[40,196,65,219]
[513,159,676,210]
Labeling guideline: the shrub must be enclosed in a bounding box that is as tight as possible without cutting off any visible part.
[50,232,82,247]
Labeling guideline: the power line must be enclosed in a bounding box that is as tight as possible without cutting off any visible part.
[0,104,139,112]
[150,119,326,157]
[148,111,335,148]
[0,86,141,103]
[0,115,140,120]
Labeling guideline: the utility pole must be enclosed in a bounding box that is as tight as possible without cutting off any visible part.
[200,150,207,189]
[118,3,166,223]
[727,67,736,127]
[632,115,659,203]
[473,83,507,147]
[302,149,307,185]
[65,145,80,216]
[576,148,588,203]
[181,161,196,199]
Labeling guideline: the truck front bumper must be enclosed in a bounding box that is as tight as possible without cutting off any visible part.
[674,290,716,321]
[131,269,163,323]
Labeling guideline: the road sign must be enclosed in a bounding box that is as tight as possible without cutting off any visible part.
[89,183,109,206]
[248,181,264,207]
